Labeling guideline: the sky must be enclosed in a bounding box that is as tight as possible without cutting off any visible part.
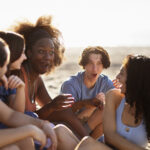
[0,0,150,47]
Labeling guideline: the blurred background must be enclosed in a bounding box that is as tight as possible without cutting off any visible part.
[0,0,150,97]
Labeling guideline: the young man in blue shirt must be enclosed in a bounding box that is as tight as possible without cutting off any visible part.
[61,46,114,139]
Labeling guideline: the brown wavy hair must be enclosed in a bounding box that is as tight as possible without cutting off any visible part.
[79,46,110,69]
[0,38,9,67]
[0,31,24,64]
[123,55,150,140]
[11,15,65,73]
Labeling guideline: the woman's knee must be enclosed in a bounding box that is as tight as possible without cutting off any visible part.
[16,137,34,150]
[74,136,92,150]
[54,124,72,140]
[0,145,20,150]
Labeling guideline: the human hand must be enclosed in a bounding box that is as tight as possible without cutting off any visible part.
[112,79,121,89]
[51,94,75,111]
[27,124,47,149]
[0,75,8,89]
[8,75,25,89]
[41,121,57,150]
[91,96,104,110]
[96,92,105,109]
[96,92,105,103]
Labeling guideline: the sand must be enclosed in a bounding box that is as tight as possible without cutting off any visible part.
[43,46,150,98]
[43,46,150,149]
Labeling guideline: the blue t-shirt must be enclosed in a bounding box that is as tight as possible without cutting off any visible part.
[60,71,114,102]
[0,86,16,129]
[0,86,16,103]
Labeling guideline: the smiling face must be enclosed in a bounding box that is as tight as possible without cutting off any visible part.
[28,37,55,74]
[116,66,127,94]
[84,53,103,84]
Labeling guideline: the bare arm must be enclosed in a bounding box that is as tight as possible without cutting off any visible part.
[36,77,74,117]
[36,76,52,106]
[0,125,46,148]
[103,89,145,150]
[0,100,57,150]
[72,97,103,112]
[35,77,88,139]
[48,108,88,139]
[8,75,25,112]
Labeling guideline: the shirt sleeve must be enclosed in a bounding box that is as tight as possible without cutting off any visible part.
[60,81,78,101]
[8,88,16,95]
[106,78,115,92]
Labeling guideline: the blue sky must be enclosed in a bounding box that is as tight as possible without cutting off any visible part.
[0,0,150,47]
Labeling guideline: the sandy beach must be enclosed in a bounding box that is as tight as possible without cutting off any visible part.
[43,46,150,149]
[43,46,150,98]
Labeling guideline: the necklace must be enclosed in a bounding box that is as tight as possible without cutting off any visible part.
[26,65,36,104]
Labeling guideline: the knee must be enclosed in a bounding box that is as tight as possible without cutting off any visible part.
[55,124,69,132]
[55,124,71,136]
[80,136,94,145]
[75,136,94,150]
[0,145,20,150]
[54,124,73,142]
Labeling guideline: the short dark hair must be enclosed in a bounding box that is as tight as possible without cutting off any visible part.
[79,46,110,69]
[0,38,8,67]
[123,55,150,139]
[0,31,24,64]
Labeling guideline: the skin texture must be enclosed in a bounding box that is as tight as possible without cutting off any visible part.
[13,37,86,139]
[84,53,103,88]
[11,16,92,138]
[69,53,106,139]
[10,53,26,70]
[2,49,26,112]
[103,65,146,150]
[57,55,149,150]
[0,41,58,150]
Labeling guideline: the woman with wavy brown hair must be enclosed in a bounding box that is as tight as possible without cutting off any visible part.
[11,15,87,138]
[0,31,26,112]
[0,38,58,150]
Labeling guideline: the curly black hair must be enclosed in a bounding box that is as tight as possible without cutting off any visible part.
[11,15,65,73]
[124,55,150,140]
[79,46,110,69]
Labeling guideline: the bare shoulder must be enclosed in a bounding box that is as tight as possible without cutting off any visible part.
[105,89,124,108]
[37,76,44,86]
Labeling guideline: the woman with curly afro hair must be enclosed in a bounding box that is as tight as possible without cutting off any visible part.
[10,15,88,139]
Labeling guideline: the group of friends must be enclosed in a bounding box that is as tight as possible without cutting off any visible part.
[0,15,149,150]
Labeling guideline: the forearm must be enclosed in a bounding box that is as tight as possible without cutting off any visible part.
[105,132,145,150]
[36,102,55,119]
[72,99,92,112]
[3,110,43,129]
[10,88,25,112]
[0,125,34,148]
[48,109,88,139]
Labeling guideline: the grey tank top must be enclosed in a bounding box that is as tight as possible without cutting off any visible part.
[116,98,148,148]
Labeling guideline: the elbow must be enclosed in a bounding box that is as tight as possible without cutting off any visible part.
[12,105,25,113]
[104,131,116,145]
